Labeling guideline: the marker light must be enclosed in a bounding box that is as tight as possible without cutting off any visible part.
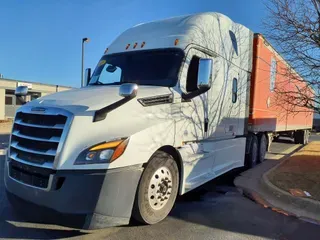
[141,42,146,48]
[126,44,130,50]
[90,140,123,151]
[104,48,109,54]
[133,42,138,49]
[111,138,129,161]
[174,39,179,46]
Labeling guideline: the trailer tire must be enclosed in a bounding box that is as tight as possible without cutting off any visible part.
[294,130,308,145]
[258,134,267,163]
[245,135,258,168]
[132,151,179,225]
[294,131,303,144]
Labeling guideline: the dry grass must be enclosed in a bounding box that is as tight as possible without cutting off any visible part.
[268,142,320,201]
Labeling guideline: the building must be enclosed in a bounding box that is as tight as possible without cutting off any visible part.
[0,77,72,119]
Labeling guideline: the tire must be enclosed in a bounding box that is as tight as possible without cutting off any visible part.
[245,134,258,169]
[132,151,179,225]
[294,131,302,144]
[258,134,267,163]
[294,130,308,145]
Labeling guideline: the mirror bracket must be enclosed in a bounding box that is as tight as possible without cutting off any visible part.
[182,88,209,101]
[93,83,139,122]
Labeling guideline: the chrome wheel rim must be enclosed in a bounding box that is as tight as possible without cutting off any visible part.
[148,166,173,210]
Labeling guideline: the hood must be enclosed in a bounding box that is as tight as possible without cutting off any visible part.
[27,85,172,114]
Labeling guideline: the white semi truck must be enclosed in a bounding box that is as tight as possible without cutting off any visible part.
[4,12,311,229]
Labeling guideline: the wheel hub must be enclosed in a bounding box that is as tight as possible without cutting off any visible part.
[148,166,173,210]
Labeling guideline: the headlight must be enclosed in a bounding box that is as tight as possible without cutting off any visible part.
[75,138,129,165]
[99,149,114,161]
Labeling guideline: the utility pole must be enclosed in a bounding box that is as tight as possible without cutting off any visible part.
[81,37,90,87]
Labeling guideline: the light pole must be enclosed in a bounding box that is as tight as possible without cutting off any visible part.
[81,37,90,87]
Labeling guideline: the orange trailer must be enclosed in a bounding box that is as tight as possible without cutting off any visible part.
[249,34,313,144]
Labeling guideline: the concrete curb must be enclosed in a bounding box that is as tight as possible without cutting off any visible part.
[235,145,320,225]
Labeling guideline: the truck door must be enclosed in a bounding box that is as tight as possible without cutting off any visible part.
[178,48,215,188]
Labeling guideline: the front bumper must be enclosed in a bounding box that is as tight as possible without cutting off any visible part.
[4,160,143,229]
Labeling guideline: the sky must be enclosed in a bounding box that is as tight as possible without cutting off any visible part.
[0,0,267,87]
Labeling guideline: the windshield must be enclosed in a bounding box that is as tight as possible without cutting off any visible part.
[89,49,184,87]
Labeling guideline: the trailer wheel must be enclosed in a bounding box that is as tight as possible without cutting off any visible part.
[132,151,179,225]
[294,130,309,145]
[258,134,267,163]
[294,131,302,144]
[245,135,258,168]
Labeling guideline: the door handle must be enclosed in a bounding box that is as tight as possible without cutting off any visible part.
[204,117,209,133]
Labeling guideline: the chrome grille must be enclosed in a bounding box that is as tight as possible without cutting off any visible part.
[9,109,69,168]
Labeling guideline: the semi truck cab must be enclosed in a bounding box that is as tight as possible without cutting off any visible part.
[4,12,312,229]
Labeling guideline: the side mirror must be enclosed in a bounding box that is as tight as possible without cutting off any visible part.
[15,86,28,97]
[119,83,138,98]
[85,68,91,86]
[15,86,28,105]
[197,58,213,90]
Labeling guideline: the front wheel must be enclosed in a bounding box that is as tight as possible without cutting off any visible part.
[132,151,179,225]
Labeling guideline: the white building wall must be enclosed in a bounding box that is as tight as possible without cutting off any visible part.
[0,78,73,120]
[0,89,5,120]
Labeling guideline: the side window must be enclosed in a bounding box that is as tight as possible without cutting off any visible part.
[232,78,238,103]
[186,56,200,92]
[270,58,277,91]
[5,96,13,105]
[229,30,238,56]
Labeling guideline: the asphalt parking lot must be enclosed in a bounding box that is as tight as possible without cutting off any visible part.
[1,134,320,240]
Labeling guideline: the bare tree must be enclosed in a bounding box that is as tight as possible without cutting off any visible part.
[264,0,320,113]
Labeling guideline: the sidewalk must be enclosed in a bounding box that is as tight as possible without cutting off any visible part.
[235,142,320,225]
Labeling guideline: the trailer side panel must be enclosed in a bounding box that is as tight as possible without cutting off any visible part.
[249,34,313,133]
